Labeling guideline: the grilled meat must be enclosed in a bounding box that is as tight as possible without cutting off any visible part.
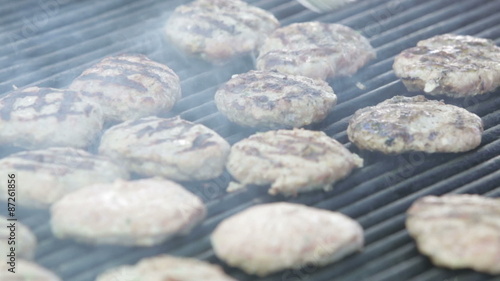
[256,22,376,80]
[0,147,129,208]
[347,95,483,154]
[211,202,364,277]
[69,54,181,123]
[96,255,236,281]
[50,178,206,246]
[406,194,500,274]
[215,70,337,129]
[0,87,103,149]
[226,128,363,196]
[165,0,279,64]
[393,34,500,97]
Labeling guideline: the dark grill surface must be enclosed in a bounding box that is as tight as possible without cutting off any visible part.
[1,0,500,280]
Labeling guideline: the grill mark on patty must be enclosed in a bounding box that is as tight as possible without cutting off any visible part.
[76,73,148,92]
[178,133,217,153]
[104,57,176,77]
[0,88,94,121]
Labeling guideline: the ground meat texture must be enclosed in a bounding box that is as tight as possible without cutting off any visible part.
[50,178,206,246]
[211,202,364,277]
[165,0,279,64]
[347,95,483,154]
[69,54,181,123]
[0,216,37,260]
[256,22,376,80]
[98,116,230,181]
[226,129,363,196]
[215,70,337,129]
[0,259,61,281]
[96,255,236,281]
[0,147,129,209]
[406,194,500,274]
[393,34,500,97]
[0,86,103,150]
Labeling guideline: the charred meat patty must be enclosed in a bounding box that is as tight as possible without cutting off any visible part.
[347,95,483,154]
[165,0,279,64]
[215,70,337,129]
[256,22,376,80]
[393,34,500,97]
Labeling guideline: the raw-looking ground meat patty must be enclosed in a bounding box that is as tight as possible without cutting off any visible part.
[211,202,364,276]
[256,22,376,80]
[393,34,500,97]
[0,259,61,281]
[165,0,279,64]
[69,54,181,122]
[0,147,129,208]
[406,194,500,274]
[98,116,230,181]
[0,86,103,149]
[96,255,236,281]
[347,95,483,154]
[50,178,206,246]
[215,70,337,129]
[0,216,37,260]
[226,129,363,196]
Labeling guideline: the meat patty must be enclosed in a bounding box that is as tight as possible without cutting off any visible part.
[226,129,363,196]
[347,95,483,154]
[406,194,500,274]
[96,255,236,281]
[0,86,103,149]
[0,259,61,281]
[69,54,181,123]
[165,0,279,64]
[393,34,500,97]
[256,22,376,80]
[211,202,364,276]
[214,70,337,129]
[50,178,206,246]
[0,216,37,260]
[98,116,230,181]
[0,147,129,208]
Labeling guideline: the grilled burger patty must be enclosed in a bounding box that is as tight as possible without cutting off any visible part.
[165,0,279,64]
[256,22,376,80]
[226,129,363,196]
[96,255,236,281]
[393,34,500,97]
[347,95,483,154]
[406,194,500,274]
[0,86,103,149]
[0,259,61,281]
[215,70,337,129]
[98,116,230,181]
[0,216,37,260]
[50,178,206,246]
[0,147,129,208]
[69,54,181,123]
[211,202,364,277]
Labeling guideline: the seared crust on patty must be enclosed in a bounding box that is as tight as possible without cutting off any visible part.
[50,178,206,246]
[406,194,500,274]
[226,129,363,196]
[211,202,364,276]
[165,0,279,64]
[98,116,230,181]
[215,70,337,129]
[256,22,376,80]
[96,255,236,281]
[0,86,103,149]
[393,34,500,97]
[0,147,129,208]
[69,54,181,122]
[347,95,483,154]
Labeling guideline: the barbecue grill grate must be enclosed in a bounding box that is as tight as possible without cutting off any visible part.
[1,0,499,280]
